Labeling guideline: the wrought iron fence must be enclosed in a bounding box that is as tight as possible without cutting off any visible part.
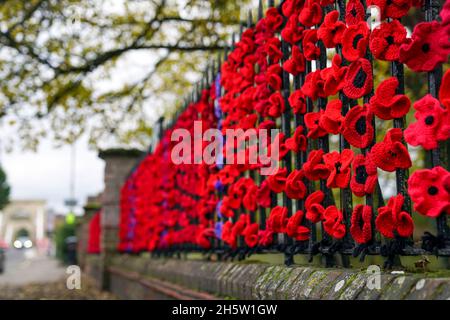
[117,0,450,268]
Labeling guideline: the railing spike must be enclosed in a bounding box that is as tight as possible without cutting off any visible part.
[247,9,253,28]
[258,0,263,20]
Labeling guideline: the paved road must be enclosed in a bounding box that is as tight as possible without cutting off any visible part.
[0,248,66,286]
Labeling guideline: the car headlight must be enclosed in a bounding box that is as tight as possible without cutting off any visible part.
[13,240,22,249]
[24,240,32,248]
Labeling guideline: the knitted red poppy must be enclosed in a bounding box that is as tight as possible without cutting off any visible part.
[222,221,236,248]
[305,190,325,223]
[376,194,414,238]
[266,64,282,91]
[345,0,365,26]
[243,183,258,211]
[285,125,307,153]
[265,7,283,32]
[283,45,306,76]
[302,29,321,61]
[317,10,346,48]
[367,0,413,20]
[299,0,323,27]
[267,167,288,193]
[343,58,373,99]
[288,89,307,114]
[408,166,450,218]
[350,205,373,244]
[404,94,450,150]
[258,229,274,247]
[303,149,331,181]
[323,149,354,189]
[369,77,411,120]
[369,20,407,61]
[256,179,272,208]
[265,37,283,64]
[440,69,450,109]
[196,227,215,249]
[281,14,304,45]
[267,206,288,233]
[305,110,327,139]
[282,0,304,17]
[302,70,323,100]
[267,92,286,118]
[342,21,369,62]
[286,210,310,241]
[350,154,378,197]
[342,104,374,149]
[323,205,346,239]
[369,128,412,172]
[320,54,348,97]
[441,0,450,27]
[319,100,344,135]
[285,169,307,200]
[243,223,259,248]
[399,21,450,72]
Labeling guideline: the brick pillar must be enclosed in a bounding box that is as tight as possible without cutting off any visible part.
[98,148,143,289]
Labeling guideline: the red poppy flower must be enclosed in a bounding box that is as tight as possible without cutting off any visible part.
[342,21,370,62]
[283,45,305,76]
[323,149,354,189]
[232,214,250,238]
[219,165,240,185]
[285,169,307,200]
[302,29,321,61]
[286,210,310,241]
[266,64,282,91]
[317,10,346,48]
[343,58,373,99]
[258,229,274,247]
[285,125,307,153]
[345,0,365,26]
[305,110,327,139]
[320,54,348,97]
[440,69,450,109]
[369,77,411,120]
[367,0,413,20]
[404,94,450,150]
[350,205,373,244]
[265,7,283,32]
[288,89,307,114]
[243,183,258,211]
[282,0,304,18]
[222,221,237,248]
[408,166,450,218]
[267,206,288,233]
[376,194,414,238]
[441,0,450,26]
[350,154,378,197]
[323,205,346,239]
[303,150,330,181]
[299,0,323,27]
[243,223,259,248]
[302,70,323,100]
[281,14,304,45]
[267,92,286,118]
[196,227,214,249]
[370,128,412,172]
[342,104,374,149]
[305,190,325,223]
[267,167,288,193]
[370,20,407,61]
[265,37,283,64]
[256,179,271,208]
[399,21,450,72]
[319,100,344,135]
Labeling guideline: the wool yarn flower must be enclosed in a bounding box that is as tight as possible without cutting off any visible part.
[222,221,237,248]
[265,7,283,32]
[267,167,288,193]
[302,70,323,100]
[267,92,286,118]
[285,169,307,200]
[282,0,304,18]
[408,166,450,218]
[369,20,407,61]
[367,0,413,20]
[376,194,414,238]
[319,100,344,135]
[256,180,272,208]
[350,154,378,197]
[323,149,354,189]
[320,54,348,97]
[266,64,282,91]
[369,77,411,120]
[267,206,289,233]
[281,14,304,45]
[258,229,274,247]
[399,21,450,72]
[286,210,310,241]
[404,94,450,150]
[343,58,373,99]
[285,125,307,153]
[342,104,374,149]
[345,0,365,26]
[265,37,283,64]
[302,29,321,61]
[350,205,373,244]
[369,128,412,172]
[288,89,306,114]
[299,0,323,27]
[283,45,305,76]
[342,21,370,62]
[243,223,260,248]
[305,190,325,223]
[305,109,327,139]
[317,10,346,48]
[303,149,330,181]
[440,69,450,109]
[323,205,346,239]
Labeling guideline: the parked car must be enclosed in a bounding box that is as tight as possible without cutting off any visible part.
[13,236,33,249]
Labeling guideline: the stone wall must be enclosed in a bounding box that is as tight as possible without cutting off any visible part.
[94,254,450,300]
